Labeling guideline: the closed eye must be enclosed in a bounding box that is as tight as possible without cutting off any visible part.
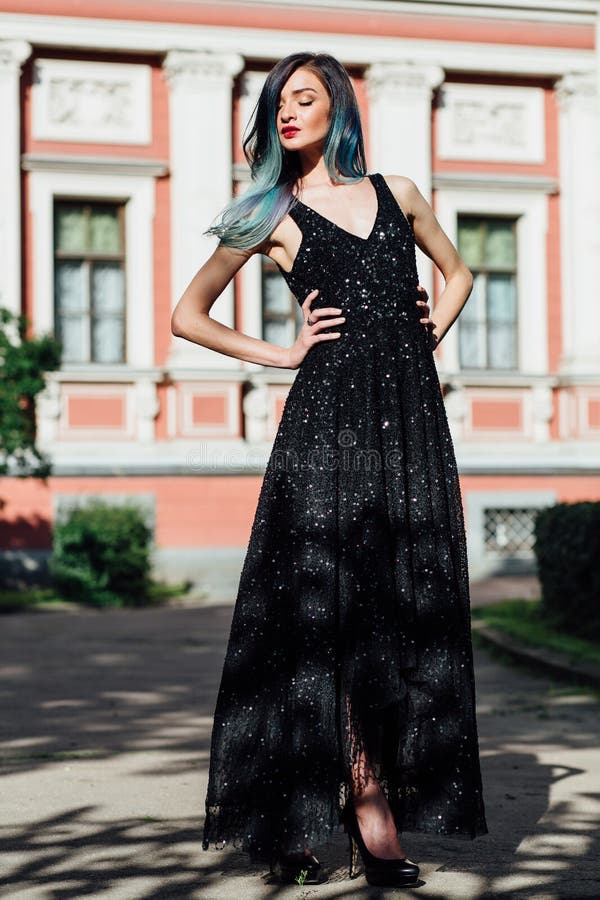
[277,100,314,111]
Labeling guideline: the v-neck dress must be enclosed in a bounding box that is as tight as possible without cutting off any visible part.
[202,172,488,862]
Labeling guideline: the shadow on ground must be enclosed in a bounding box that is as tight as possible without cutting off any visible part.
[1,604,599,898]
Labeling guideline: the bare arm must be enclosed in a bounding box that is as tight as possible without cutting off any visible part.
[384,175,473,345]
[171,242,345,369]
[171,243,290,367]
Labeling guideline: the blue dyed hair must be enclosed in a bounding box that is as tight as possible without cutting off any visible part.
[205,52,368,250]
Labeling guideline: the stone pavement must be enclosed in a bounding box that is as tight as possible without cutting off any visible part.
[1,585,599,899]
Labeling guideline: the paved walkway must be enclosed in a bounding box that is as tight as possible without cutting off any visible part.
[1,585,599,899]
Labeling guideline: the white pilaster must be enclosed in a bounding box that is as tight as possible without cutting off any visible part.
[531,384,554,442]
[366,61,444,297]
[0,40,32,318]
[135,378,160,443]
[556,72,600,375]
[164,49,244,369]
[238,71,268,372]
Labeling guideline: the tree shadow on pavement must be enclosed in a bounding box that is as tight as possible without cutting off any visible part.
[1,605,599,898]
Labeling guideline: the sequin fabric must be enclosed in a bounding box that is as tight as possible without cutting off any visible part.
[202,173,488,862]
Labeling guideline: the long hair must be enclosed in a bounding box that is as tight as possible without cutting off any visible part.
[205,52,368,250]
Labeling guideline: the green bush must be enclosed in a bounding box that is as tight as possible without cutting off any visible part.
[50,500,153,607]
[534,502,600,641]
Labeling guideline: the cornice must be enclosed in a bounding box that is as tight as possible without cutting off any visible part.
[22,154,169,177]
[0,12,595,79]
[432,173,560,193]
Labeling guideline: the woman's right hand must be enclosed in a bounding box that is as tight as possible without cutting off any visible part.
[282,290,346,369]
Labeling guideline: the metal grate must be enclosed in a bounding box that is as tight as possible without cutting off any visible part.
[483,507,538,557]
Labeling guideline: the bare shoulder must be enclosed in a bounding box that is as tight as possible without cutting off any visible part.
[380,174,424,217]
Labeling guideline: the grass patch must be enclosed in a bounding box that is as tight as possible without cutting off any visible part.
[146,579,192,602]
[0,587,70,612]
[473,599,600,667]
[0,579,192,613]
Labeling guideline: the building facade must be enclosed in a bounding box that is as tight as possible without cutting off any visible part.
[1,0,599,585]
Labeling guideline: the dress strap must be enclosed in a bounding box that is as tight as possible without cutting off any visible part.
[372,172,414,234]
[288,197,307,226]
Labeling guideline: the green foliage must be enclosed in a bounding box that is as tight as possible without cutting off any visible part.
[295,868,308,887]
[0,307,61,478]
[472,599,600,665]
[50,500,153,607]
[0,587,67,613]
[534,502,600,642]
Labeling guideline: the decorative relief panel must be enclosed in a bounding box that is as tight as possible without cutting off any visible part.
[437,84,545,164]
[32,59,151,145]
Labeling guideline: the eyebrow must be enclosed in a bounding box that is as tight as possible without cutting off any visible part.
[279,87,318,100]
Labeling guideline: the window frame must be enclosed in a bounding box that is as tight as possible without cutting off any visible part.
[29,169,155,372]
[432,188,549,377]
[53,197,128,365]
[457,213,519,372]
[260,257,304,348]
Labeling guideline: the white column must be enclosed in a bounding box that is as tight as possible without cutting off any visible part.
[366,61,444,297]
[238,71,267,372]
[556,72,600,375]
[0,40,32,318]
[164,49,244,369]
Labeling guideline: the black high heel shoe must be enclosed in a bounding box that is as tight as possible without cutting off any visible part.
[341,801,419,887]
[269,850,327,884]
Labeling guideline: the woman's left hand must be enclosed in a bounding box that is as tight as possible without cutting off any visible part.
[416,284,438,349]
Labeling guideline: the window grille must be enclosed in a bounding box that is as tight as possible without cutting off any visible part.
[483,507,538,557]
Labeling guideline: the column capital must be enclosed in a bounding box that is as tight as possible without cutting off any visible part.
[163,49,244,89]
[366,61,444,99]
[240,70,267,100]
[0,40,32,75]
[555,71,597,110]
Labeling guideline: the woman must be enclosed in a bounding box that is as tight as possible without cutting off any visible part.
[172,52,488,888]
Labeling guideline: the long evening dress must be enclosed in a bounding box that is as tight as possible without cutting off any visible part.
[202,172,488,863]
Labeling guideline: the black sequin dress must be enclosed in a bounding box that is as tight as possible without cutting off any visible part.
[202,172,488,862]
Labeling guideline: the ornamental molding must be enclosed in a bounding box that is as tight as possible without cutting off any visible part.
[0,15,595,78]
[555,71,598,108]
[0,39,32,75]
[22,153,168,178]
[32,58,151,145]
[163,49,244,88]
[241,70,268,98]
[432,173,558,194]
[437,82,545,164]
[366,62,444,98]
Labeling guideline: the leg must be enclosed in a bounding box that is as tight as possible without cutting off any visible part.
[345,694,407,860]
[349,748,407,859]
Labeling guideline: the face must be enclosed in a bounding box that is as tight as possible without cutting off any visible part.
[277,66,331,153]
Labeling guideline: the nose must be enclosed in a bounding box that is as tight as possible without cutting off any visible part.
[279,103,295,123]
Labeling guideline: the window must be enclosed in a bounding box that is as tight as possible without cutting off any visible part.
[54,200,126,363]
[483,507,537,557]
[261,259,304,348]
[457,215,518,370]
